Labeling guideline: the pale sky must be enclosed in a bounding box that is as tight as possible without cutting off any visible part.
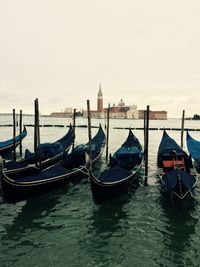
[0,0,200,118]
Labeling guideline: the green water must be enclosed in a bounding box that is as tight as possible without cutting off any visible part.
[1,116,200,267]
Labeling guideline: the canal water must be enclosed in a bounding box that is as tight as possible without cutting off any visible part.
[0,115,200,267]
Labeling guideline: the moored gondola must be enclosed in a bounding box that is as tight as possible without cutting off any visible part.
[157,130,197,205]
[0,124,106,203]
[0,126,27,158]
[90,129,143,204]
[3,125,74,178]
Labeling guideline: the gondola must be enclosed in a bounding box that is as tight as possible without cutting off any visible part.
[90,129,143,204]
[3,125,74,178]
[0,126,27,158]
[186,131,200,173]
[24,124,74,162]
[0,124,106,203]
[157,130,197,204]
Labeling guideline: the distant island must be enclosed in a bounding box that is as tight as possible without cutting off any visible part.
[51,86,167,120]
[186,114,200,120]
[193,114,200,120]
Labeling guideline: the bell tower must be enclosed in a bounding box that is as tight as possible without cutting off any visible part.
[97,83,103,112]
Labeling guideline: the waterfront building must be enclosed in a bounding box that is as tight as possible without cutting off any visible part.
[103,101,138,119]
[83,85,139,119]
[50,85,167,120]
[50,111,73,118]
[138,110,167,120]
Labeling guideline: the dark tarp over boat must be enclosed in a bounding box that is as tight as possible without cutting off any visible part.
[0,126,27,158]
[0,124,106,203]
[90,129,143,204]
[24,124,74,162]
[162,169,196,192]
[157,130,188,167]
[157,130,196,202]
[186,131,200,173]
[3,125,74,177]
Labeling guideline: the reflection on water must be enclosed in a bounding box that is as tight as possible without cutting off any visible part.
[3,193,62,238]
[0,189,68,266]
[156,196,199,266]
[90,196,129,236]
[78,194,134,267]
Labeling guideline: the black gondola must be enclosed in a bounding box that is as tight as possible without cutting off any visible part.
[157,130,197,204]
[3,125,74,178]
[0,124,106,203]
[0,126,27,158]
[90,129,143,204]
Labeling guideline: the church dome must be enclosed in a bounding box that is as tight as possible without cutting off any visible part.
[118,98,125,107]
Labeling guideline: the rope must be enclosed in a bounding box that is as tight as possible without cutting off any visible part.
[142,169,160,179]
[73,166,88,175]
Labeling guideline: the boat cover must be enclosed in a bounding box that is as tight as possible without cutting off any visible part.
[158,130,186,157]
[114,146,142,167]
[24,125,73,160]
[25,142,63,160]
[4,160,27,170]
[186,131,200,161]
[14,165,71,183]
[162,168,196,190]
[99,165,132,183]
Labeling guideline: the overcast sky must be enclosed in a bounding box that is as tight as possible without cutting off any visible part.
[0,0,200,118]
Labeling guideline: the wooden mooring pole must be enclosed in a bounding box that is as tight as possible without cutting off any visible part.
[72,108,76,151]
[13,109,16,161]
[19,110,23,156]
[34,100,37,163]
[87,100,92,170]
[143,110,147,162]
[144,105,150,186]
[181,110,185,149]
[106,103,110,164]
[34,99,41,169]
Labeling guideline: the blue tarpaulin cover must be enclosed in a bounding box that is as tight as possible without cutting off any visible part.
[158,130,186,157]
[99,165,133,182]
[162,168,196,190]
[16,165,71,182]
[186,131,200,161]
[24,125,74,160]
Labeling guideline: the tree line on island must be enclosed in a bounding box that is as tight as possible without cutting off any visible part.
[186,114,200,120]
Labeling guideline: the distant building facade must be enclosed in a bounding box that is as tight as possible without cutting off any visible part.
[138,110,167,120]
[83,85,139,119]
[50,85,167,120]
[50,108,83,118]
[103,100,139,119]
[84,85,167,120]
[50,111,73,118]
